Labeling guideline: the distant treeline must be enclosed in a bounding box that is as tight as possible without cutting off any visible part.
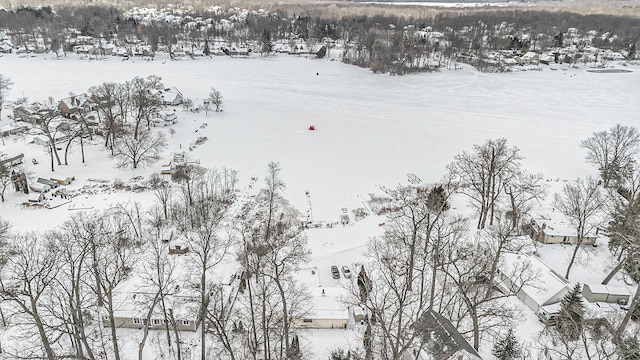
[1,4,639,74]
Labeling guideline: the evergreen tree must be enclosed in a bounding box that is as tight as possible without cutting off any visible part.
[555,283,585,341]
[616,335,640,359]
[492,328,522,360]
[288,334,301,359]
[357,265,372,303]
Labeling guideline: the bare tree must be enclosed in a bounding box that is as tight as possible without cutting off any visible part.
[553,177,606,279]
[113,128,167,169]
[447,138,523,229]
[209,88,223,112]
[172,163,207,206]
[149,173,174,220]
[581,124,640,188]
[235,162,311,360]
[0,74,12,120]
[129,75,164,140]
[503,171,548,231]
[173,170,234,360]
[48,224,98,360]
[0,163,13,202]
[0,232,62,360]
[89,82,129,154]
[341,184,466,359]
[34,110,64,169]
[85,209,140,360]
[136,227,178,360]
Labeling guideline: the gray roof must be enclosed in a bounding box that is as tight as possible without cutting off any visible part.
[413,309,482,360]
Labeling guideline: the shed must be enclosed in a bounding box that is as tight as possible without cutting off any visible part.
[50,174,74,185]
[582,283,630,305]
[28,192,45,203]
[37,177,59,189]
[29,182,51,193]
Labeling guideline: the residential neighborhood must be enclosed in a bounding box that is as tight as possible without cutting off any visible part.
[0,1,639,360]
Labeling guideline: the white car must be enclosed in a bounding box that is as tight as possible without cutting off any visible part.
[341,266,352,278]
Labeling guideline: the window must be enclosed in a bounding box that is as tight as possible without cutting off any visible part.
[152,319,161,325]
[133,318,142,324]
[182,320,190,326]
[302,319,313,323]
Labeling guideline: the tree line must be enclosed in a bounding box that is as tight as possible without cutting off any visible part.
[1,5,639,73]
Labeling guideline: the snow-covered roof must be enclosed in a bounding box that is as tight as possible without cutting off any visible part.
[501,253,570,306]
[583,283,631,296]
[296,269,348,320]
[532,212,596,238]
[307,287,349,320]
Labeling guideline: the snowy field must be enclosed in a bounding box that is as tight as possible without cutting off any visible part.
[1,51,639,358]
[2,52,639,223]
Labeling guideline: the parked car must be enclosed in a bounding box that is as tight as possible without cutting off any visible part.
[331,265,340,279]
[341,266,352,278]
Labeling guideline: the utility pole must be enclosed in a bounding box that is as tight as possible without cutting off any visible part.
[305,190,313,225]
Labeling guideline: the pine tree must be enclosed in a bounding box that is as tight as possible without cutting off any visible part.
[288,334,301,360]
[492,328,522,360]
[555,283,585,341]
[357,265,372,303]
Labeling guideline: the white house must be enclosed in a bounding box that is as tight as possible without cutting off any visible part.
[497,253,571,317]
[160,87,184,106]
[528,212,598,245]
[291,270,350,329]
[582,283,630,305]
[103,274,201,332]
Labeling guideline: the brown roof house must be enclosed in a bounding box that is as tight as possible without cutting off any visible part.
[58,94,94,118]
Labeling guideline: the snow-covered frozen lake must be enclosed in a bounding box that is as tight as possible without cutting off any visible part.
[1,51,639,360]
[1,52,639,223]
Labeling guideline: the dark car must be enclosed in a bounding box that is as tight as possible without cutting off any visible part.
[331,265,340,279]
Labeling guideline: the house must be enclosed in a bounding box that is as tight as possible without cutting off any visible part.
[521,51,540,65]
[159,87,184,106]
[0,152,24,167]
[102,276,201,332]
[0,125,29,138]
[528,212,598,245]
[291,286,349,329]
[0,40,12,53]
[13,104,55,124]
[582,283,630,305]
[497,253,571,318]
[161,163,173,175]
[290,270,350,329]
[408,309,482,360]
[58,94,94,118]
